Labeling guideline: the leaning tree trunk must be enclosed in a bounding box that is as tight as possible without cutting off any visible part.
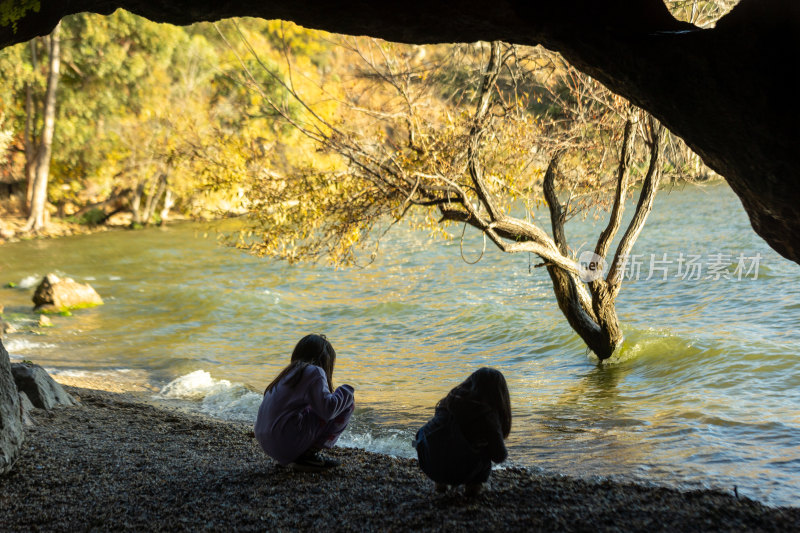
[23,22,60,233]
[538,114,663,361]
[542,152,623,360]
[546,267,622,360]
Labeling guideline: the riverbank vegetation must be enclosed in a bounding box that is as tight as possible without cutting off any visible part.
[0,14,305,235]
[0,9,722,242]
[0,7,730,358]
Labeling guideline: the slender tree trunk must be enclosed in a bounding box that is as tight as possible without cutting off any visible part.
[142,181,157,225]
[159,186,174,225]
[142,173,166,225]
[23,23,60,233]
[23,39,37,211]
[131,181,145,226]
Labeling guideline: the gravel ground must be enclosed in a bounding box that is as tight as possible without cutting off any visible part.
[1,387,798,532]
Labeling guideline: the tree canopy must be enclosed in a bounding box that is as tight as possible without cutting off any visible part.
[3,0,797,265]
[0,15,339,226]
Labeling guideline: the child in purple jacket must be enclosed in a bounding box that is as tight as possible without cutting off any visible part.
[255,334,355,472]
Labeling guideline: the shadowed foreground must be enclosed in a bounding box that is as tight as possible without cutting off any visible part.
[1,388,798,532]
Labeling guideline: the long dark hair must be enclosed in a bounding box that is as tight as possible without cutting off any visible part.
[437,367,512,438]
[264,334,337,394]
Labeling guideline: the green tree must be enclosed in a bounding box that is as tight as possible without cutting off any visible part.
[0,11,184,227]
[1,14,336,227]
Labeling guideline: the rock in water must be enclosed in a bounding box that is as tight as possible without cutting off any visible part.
[0,318,17,339]
[0,340,23,475]
[32,273,103,312]
[11,363,76,410]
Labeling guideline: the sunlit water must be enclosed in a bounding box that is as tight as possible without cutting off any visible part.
[1,183,798,507]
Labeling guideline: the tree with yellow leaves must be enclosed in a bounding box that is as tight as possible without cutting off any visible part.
[229,36,672,360]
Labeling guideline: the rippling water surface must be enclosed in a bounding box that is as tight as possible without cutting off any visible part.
[1,183,799,506]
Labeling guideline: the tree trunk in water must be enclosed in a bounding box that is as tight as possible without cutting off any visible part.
[542,151,622,361]
[23,23,60,233]
[588,279,623,358]
[546,266,621,360]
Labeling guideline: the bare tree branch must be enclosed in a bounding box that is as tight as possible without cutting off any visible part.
[593,108,637,260]
[543,150,568,255]
[606,116,665,289]
[466,40,504,222]
[438,207,580,275]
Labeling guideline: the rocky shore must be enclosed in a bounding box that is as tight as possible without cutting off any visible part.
[1,387,798,532]
[0,215,107,244]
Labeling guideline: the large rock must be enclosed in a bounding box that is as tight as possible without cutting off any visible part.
[0,339,23,475]
[11,363,76,410]
[18,391,36,427]
[32,273,103,312]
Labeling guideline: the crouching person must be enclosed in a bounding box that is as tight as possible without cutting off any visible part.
[255,334,355,472]
[414,367,511,495]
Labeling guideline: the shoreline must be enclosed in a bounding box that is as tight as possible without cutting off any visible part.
[0,212,216,246]
[0,214,121,244]
[1,386,797,532]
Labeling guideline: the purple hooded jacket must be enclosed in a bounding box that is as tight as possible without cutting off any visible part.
[254,364,354,464]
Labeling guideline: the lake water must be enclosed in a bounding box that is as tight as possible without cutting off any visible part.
[1,182,798,507]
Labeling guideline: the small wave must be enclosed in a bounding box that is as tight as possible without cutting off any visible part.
[596,326,696,365]
[261,289,280,305]
[17,275,40,289]
[339,428,416,459]
[45,367,155,393]
[159,370,227,400]
[47,368,134,378]
[158,371,419,458]
[158,370,262,423]
[1,315,37,330]
[200,387,262,423]
[4,338,56,357]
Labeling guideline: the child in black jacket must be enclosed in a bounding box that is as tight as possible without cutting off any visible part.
[414,367,511,495]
